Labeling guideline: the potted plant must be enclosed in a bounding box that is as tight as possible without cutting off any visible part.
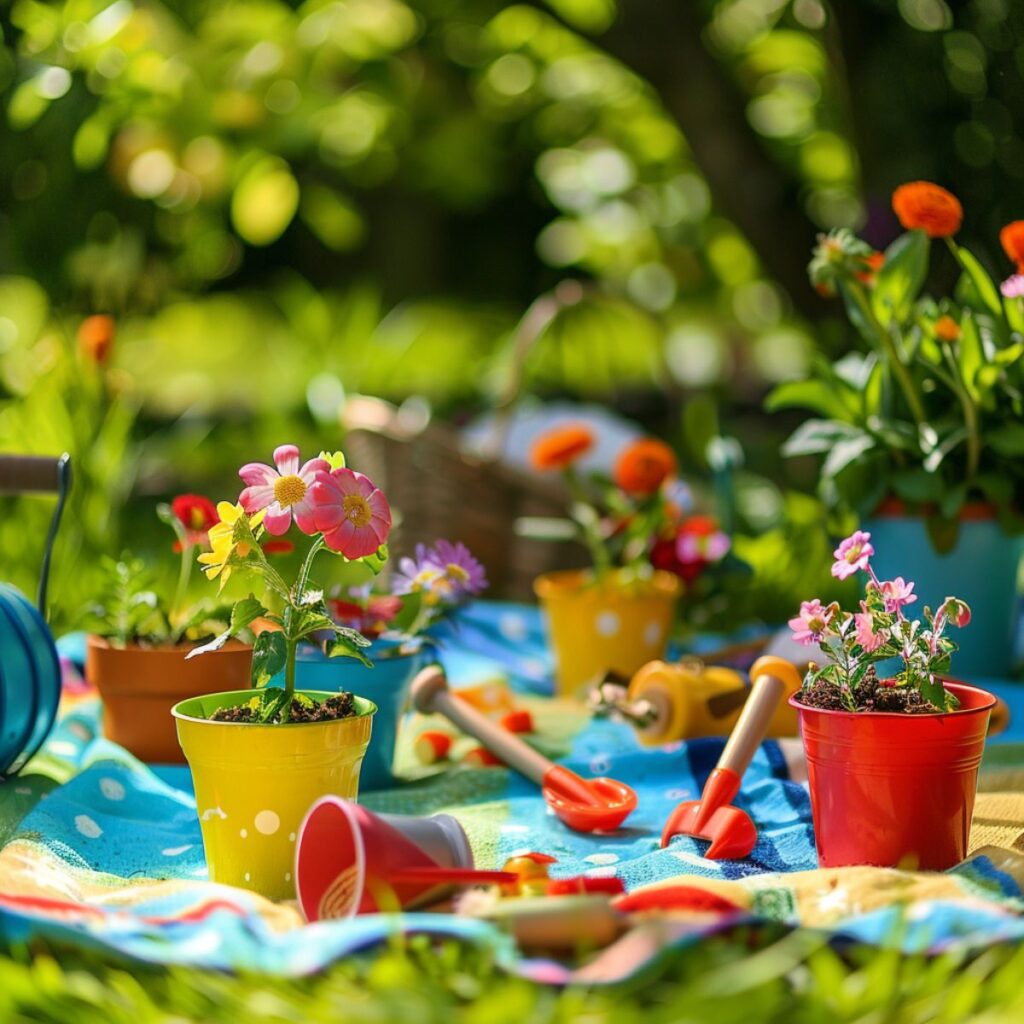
[172,444,391,900]
[788,530,995,870]
[770,180,1024,676]
[275,538,489,790]
[528,425,730,695]
[86,495,253,763]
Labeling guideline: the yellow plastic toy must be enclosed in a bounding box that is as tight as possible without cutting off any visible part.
[595,656,802,745]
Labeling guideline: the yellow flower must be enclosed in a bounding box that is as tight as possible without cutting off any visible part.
[198,502,265,582]
[319,450,346,470]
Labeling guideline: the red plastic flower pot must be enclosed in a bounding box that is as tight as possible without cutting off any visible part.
[790,681,996,870]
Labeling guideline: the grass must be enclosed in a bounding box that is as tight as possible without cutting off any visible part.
[2,929,1024,1023]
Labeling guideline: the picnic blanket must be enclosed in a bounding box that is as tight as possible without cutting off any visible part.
[2,602,1024,981]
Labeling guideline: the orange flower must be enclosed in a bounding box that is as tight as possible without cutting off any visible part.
[891,182,962,238]
[934,315,960,343]
[614,438,677,496]
[855,250,885,284]
[77,314,116,364]
[1000,221,1024,272]
[529,423,594,471]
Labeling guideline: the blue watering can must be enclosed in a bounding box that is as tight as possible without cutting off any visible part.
[0,454,71,777]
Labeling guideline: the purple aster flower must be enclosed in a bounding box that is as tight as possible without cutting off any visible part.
[429,539,488,596]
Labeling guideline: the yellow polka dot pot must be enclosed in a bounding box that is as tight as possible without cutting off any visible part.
[172,690,376,901]
[534,569,681,698]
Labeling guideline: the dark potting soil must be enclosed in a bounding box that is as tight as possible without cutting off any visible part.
[795,666,941,714]
[210,692,357,724]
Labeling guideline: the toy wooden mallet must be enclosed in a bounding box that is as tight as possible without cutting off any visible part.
[411,666,637,832]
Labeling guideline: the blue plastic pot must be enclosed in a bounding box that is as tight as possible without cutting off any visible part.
[273,638,432,791]
[864,511,1024,679]
[0,582,61,776]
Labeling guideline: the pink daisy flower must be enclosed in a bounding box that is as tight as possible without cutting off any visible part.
[854,603,888,653]
[788,599,835,647]
[831,530,874,580]
[1001,274,1024,299]
[238,444,329,536]
[310,467,392,559]
[879,576,916,612]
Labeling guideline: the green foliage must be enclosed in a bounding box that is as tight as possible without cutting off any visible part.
[87,557,163,647]
[6,931,1024,1023]
[771,227,1024,549]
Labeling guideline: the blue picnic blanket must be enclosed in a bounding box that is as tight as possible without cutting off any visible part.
[1,603,1023,979]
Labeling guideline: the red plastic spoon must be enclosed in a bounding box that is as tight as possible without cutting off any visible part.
[410,666,637,833]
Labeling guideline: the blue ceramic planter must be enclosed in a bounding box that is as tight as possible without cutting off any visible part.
[273,638,432,790]
[865,513,1024,679]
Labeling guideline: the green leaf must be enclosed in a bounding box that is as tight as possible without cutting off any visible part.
[325,632,373,667]
[765,379,854,421]
[872,230,929,326]
[820,434,877,480]
[782,420,866,457]
[892,469,944,503]
[953,245,1003,318]
[922,427,967,472]
[186,595,267,658]
[926,513,960,555]
[251,630,288,688]
[958,311,985,400]
[988,422,1024,456]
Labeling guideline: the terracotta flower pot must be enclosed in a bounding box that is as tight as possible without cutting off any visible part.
[791,680,996,870]
[173,690,376,901]
[534,569,680,697]
[87,636,253,763]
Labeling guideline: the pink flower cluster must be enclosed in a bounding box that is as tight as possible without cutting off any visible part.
[790,530,921,649]
[238,444,392,560]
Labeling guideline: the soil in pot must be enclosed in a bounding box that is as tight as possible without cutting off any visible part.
[211,692,356,723]
[796,667,941,715]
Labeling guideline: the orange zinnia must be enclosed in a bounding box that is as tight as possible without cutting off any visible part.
[891,181,962,238]
[77,314,116,365]
[614,438,677,496]
[1000,220,1024,272]
[934,315,960,343]
[529,423,594,471]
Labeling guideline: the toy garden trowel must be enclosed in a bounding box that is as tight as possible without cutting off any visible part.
[660,656,802,859]
[411,665,637,832]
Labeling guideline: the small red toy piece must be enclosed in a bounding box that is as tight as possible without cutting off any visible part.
[500,710,534,734]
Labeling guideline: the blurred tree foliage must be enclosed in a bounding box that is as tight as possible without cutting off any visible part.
[2,0,1022,617]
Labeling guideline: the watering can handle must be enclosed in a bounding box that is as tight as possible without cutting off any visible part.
[0,454,72,617]
[0,456,65,494]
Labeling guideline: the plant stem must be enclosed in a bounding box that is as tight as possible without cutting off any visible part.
[942,347,981,480]
[563,467,612,580]
[295,535,326,602]
[843,275,928,428]
[171,540,193,628]
[282,635,296,723]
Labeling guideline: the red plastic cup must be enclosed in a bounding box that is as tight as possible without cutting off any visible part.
[791,681,996,870]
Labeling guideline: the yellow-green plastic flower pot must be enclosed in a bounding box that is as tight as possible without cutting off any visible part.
[173,690,376,901]
[535,569,681,697]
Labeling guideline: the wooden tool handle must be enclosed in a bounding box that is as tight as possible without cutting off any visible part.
[0,455,64,494]
[410,666,555,785]
[718,656,801,777]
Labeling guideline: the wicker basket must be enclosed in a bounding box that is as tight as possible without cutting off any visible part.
[341,397,587,601]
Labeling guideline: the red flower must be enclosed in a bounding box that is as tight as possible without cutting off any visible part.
[262,540,295,556]
[329,595,402,638]
[171,494,218,551]
[650,515,726,583]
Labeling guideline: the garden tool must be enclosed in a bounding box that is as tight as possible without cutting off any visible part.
[660,655,802,858]
[591,656,801,746]
[410,665,637,832]
[295,796,516,921]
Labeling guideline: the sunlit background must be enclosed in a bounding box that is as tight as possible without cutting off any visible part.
[2,0,1019,628]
